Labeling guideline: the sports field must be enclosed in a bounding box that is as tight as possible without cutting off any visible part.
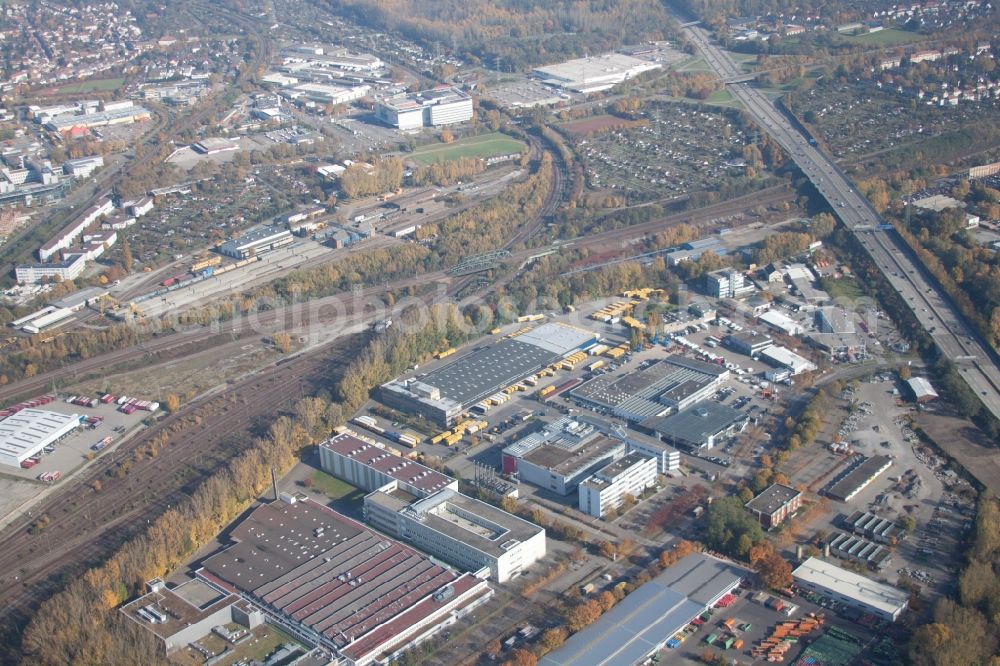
[56,77,125,94]
[409,132,525,164]
[846,28,921,46]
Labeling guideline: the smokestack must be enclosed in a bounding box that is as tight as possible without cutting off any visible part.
[271,467,279,502]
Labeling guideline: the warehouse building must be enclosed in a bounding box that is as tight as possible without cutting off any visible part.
[288,82,370,105]
[319,432,457,498]
[842,511,903,544]
[825,455,893,502]
[0,408,80,467]
[379,323,598,426]
[724,331,774,357]
[759,345,816,376]
[196,497,493,665]
[375,87,473,130]
[364,483,545,583]
[758,310,805,337]
[532,53,662,94]
[45,105,151,132]
[642,402,749,451]
[192,137,238,154]
[792,557,907,621]
[827,532,893,570]
[541,553,745,666]
[745,483,802,528]
[570,355,729,422]
[578,452,657,518]
[217,225,293,258]
[906,377,939,403]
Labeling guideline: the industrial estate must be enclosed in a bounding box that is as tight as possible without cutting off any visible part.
[0,1,998,666]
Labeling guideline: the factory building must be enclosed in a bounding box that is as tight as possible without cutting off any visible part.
[570,355,730,422]
[759,345,816,375]
[192,137,239,154]
[194,497,494,665]
[375,87,473,130]
[289,82,370,105]
[319,432,457,498]
[758,310,805,337]
[642,402,749,451]
[217,225,293,259]
[0,408,80,467]
[45,105,151,132]
[578,452,658,518]
[745,483,802,528]
[532,53,662,93]
[502,417,625,495]
[378,323,598,426]
[541,553,745,666]
[364,483,546,583]
[792,557,907,621]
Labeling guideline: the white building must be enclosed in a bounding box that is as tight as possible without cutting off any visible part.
[0,408,80,467]
[705,269,753,299]
[15,255,87,284]
[533,53,662,93]
[375,87,473,130]
[127,196,154,218]
[759,345,816,375]
[364,484,546,583]
[62,155,104,177]
[622,436,681,474]
[578,452,657,518]
[319,433,458,498]
[758,310,805,336]
[217,225,293,259]
[39,198,114,260]
[289,83,370,105]
[792,557,908,621]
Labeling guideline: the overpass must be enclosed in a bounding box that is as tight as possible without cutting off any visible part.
[678,20,1000,422]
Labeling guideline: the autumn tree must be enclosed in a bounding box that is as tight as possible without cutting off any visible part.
[163,394,181,414]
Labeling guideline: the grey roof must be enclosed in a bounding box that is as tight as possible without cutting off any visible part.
[826,455,892,501]
[541,553,743,666]
[745,483,801,516]
[643,402,748,447]
[571,355,723,412]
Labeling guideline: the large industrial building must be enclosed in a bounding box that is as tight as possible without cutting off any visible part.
[502,417,625,494]
[532,53,662,93]
[578,452,658,518]
[379,323,598,426]
[792,557,908,621]
[825,455,892,502]
[642,402,749,451]
[541,553,745,666]
[0,408,80,467]
[217,225,294,259]
[44,105,151,132]
[193,497,494,665]
[365,483,546,583]
[570,355,730,422]
[320,433,457,498]
[374,87,473,130]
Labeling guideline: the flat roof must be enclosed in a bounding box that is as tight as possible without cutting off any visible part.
[745,483,801,515]
[643,402,747,447]
[199,499,469,652]
[0,408,80,459]
[521,434,622,477]
[533,53,659,85]
[121,583,239,640]
[826,456,892,501]
[402,488,543,557]
[322,433,455,494]
[219,225,291,252]
[593,451,654,482]
[792,557,907,615]
[571,355,724,411]
[412,323,595,408]
[540,553,743,666]
[760,346,815,371]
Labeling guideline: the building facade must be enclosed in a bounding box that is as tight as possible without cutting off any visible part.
[745,483,802,528]
[578,452,658,518]
[375,87,473,129]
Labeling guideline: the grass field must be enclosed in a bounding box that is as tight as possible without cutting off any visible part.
[820,276,865,301]
[846,28,921,46]
[310,470,364,501]
[56,77,125,94]
[410,132,525,165]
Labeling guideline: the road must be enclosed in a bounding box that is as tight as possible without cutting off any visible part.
[680,20,1000,422]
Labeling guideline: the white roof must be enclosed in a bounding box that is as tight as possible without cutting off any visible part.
[907,377,938,399]
[514,322,597,356]
[758,310,802,332]
[793,557,908,616]
[0,408,80,462]
[760,345,816,372]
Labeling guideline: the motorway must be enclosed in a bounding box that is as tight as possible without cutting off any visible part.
[681,21,1000,422]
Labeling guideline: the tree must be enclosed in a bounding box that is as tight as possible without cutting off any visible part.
[272,332,292,353]
[440,129,455,143]
[899,365,912,381]
[703,497,764,557]
[164,394,181,414]
[539,626,568,653]
[121,238,134,272]
[599,540,619,560]
[756,552,793,590]
[505,648,537,666]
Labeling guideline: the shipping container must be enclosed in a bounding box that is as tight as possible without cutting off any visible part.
[20,458,38,469]
[434,348,456,360]
[100,393,116,404]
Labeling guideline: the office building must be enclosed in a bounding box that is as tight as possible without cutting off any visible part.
[578,452,658,518]
[705,268,753,299]
[375,87,473,130]
[364,484,545,583]
[15,255,87,284]
[745,483,802,528]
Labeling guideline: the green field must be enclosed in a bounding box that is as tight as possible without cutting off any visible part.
[409,132,525,165]
[56,77,125,94]
[310,470,364,500]
[846,28,921,46]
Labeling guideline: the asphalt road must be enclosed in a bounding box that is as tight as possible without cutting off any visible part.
[681,21,1000,422]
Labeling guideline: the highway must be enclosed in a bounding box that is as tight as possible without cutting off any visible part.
[681,22,1000,421]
